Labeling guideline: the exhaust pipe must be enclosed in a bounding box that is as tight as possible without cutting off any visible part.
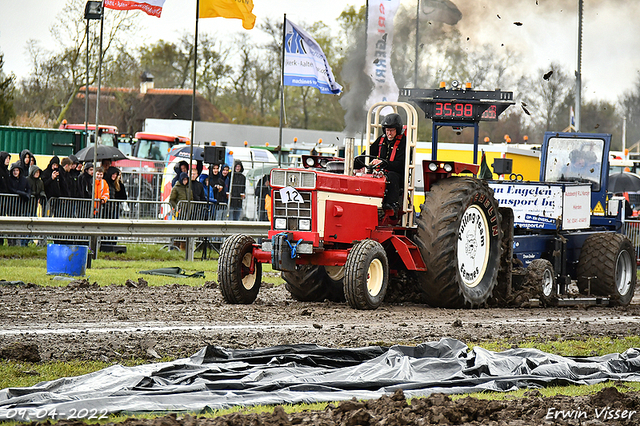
[344,137,355,176]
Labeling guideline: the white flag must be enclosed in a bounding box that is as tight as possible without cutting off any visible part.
[365,0,401,109]
[284,19,343,95]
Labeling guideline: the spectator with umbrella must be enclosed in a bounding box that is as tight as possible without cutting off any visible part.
[608,171,640,193]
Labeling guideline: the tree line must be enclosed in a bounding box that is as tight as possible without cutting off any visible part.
[1,0,640,151]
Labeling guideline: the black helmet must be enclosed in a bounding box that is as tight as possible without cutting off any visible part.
[381,113,403,133]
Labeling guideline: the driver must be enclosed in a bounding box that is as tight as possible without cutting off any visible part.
[356,113,406,211]
[565,149,599,179]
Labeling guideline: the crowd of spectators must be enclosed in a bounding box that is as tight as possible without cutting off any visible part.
[0,149,129,219]
[169,159,247,220]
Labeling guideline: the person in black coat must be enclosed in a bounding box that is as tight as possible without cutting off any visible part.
[42,156,64,199]
[7,162,32,244]
[8,161,31,200]
[18,149,33,178]
[229,160,246,221]
[215,164,230,220]
[171,161,189,187]
[27,165,45,201]
[190,169,206,202]
[77,162,94,199]
[355,113,407,211]
[0,151,11,194]
[59,157,77,198]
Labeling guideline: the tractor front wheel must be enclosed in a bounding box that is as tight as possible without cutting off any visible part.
[344,239,389,310]
[577,233,636,306]
[218,234,262,304]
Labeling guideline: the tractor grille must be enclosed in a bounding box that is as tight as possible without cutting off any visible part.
[271,170,316,189]
[273,190,312,231]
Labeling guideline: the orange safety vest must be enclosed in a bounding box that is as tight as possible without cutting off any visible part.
[265,193,272,221]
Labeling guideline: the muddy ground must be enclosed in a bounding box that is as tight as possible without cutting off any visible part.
[1,279,640,425]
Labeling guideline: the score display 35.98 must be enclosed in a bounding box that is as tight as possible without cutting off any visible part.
[429,102,498,121]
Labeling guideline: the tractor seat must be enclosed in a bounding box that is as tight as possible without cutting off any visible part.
[325,161,345,174]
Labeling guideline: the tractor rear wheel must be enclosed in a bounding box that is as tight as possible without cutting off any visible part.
[577,233,636,306]
[218,234,262,304]
[344,239,389,310]
[526,259,557,306]
[283,265,344,302]
[414,177,502,308]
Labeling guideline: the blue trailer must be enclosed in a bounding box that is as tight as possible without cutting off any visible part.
[405,85,636,307]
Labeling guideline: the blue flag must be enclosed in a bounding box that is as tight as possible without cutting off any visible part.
[284,19,343,95]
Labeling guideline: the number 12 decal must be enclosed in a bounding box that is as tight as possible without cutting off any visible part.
[280,187,303,203]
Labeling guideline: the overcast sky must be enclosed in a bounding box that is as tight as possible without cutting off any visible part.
[1,0,639,103]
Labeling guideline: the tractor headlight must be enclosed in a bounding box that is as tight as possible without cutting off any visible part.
[274,218,287,230]
[305,157,315,167]
[443,163,453,172]
[299,219,311,231]
[428,162,438,172]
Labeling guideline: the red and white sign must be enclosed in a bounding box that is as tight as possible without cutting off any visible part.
[104,0,166,18]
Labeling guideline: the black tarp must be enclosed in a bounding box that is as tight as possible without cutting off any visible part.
[1,338,640,421]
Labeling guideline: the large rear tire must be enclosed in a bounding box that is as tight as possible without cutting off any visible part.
[414,177,502,308]
[577,233,636,306]
[218,234,261,304]
[283,265,345,302]
[344,239,388,310]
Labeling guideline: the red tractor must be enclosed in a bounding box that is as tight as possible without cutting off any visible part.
[218,87,636,309]
[218,97,508,309]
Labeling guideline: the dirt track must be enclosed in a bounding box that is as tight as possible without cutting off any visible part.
[1,280,640,362]
[2,280,640,425]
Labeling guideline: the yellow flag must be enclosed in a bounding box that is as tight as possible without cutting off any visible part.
[199,0,256,30]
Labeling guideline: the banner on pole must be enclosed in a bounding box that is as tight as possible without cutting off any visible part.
[104,0,166,18]
[365,0,400,109]
[284,19,343,95]
[199,0,256,30]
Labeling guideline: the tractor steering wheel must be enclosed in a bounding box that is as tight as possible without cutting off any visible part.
[355,155,389,173]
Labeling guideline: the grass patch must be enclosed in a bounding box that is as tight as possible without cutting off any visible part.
[0,243,282,287]
[469,336,640,357]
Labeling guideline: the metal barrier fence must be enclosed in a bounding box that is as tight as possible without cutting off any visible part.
[121,170,164,202]
[0,194,43,217]
[623,220,640,261]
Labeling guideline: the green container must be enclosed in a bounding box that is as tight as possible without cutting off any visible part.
[0,126,84,156]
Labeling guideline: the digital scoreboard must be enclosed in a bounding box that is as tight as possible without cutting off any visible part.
[400,87,514,122]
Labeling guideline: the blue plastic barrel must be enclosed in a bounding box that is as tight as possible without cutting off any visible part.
[46,244,89,276]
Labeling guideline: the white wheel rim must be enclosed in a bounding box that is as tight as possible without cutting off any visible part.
[541,268,554,297]
[241,252,256,290]
[457,205,490,288]
[325,266,345,281]
[615,250,633,296]
[367,258,384,297]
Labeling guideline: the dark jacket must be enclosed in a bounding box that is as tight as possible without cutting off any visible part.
[42,156,64,199]
[370,132,407,177]
[191,176,206,202]
[58,166,76,198]
[18,149,33,177]
[0,151,10,194]
[78,171,94,199]
[230,161,246,209]
[7,162,31,201]
[217,168,230,205]
[105,166,127,200]
[27,165,45,199]
[171,161,189,187]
